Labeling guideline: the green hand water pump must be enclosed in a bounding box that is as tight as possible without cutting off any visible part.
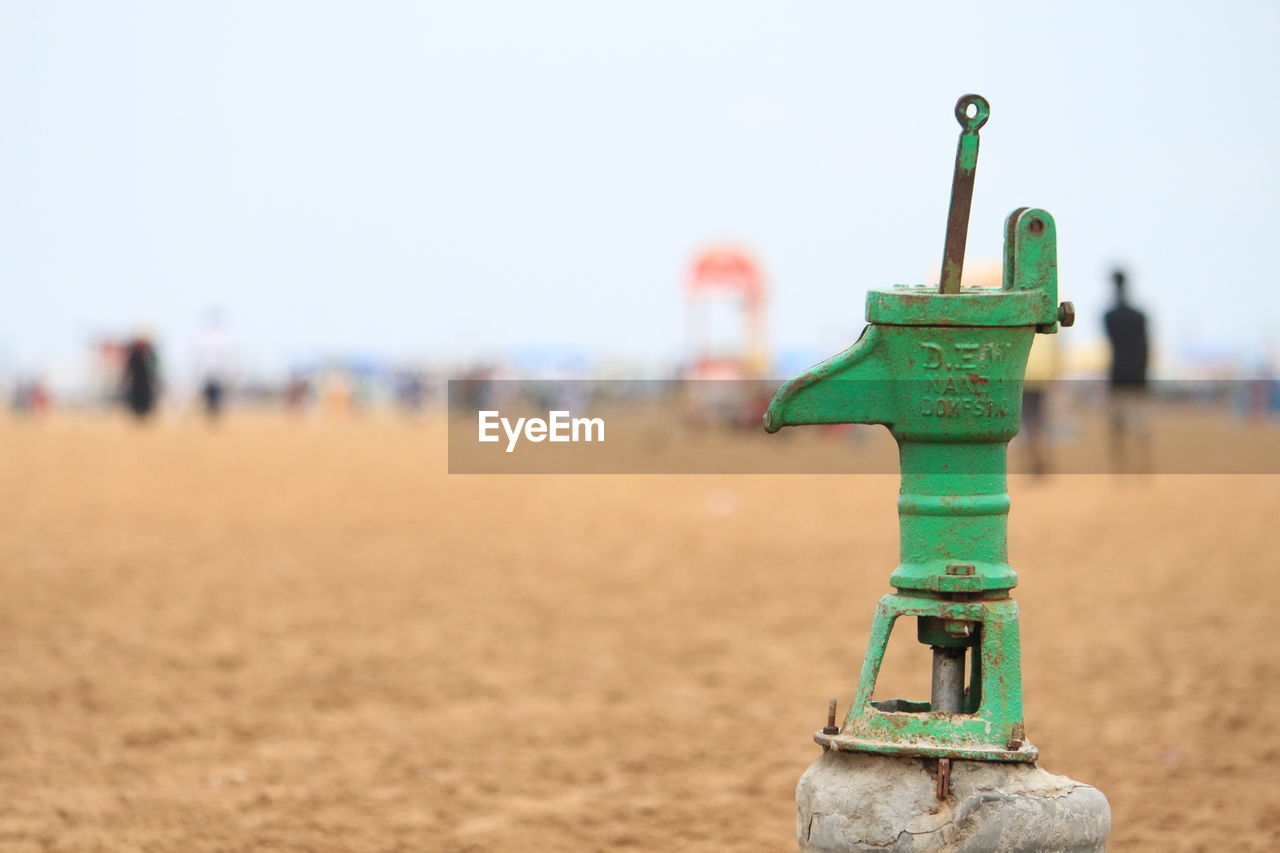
[766,95,1073,766]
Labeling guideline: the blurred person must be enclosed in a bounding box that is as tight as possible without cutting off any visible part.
[1020,332,1061,477]
[285,373,312,414]
[1104,269,1151,473]
[395,369,426,414]
[196,310,233,423]
[456,366,494,413]
[122,334,160,420]
[1240,356,1278,421]
[10,377,51,417]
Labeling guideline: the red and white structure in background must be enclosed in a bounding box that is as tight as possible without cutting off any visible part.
[683,246,768,380]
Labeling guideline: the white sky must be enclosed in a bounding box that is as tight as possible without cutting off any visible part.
[2,1,1278,385]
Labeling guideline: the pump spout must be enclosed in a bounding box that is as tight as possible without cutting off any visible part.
[763,325,896,434]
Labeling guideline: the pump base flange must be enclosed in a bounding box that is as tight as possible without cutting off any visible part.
[815,731,1037,763]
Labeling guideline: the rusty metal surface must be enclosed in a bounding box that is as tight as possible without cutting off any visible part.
[1058,300,1076,327]
[936,757,952,800]
[930,647,966,714]
[939,94,989,294]
[822,699,840,736]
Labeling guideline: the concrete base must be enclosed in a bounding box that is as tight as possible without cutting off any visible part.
[797,750,1110,852]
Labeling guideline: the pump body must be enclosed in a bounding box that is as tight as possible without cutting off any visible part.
[766,206,1068,764]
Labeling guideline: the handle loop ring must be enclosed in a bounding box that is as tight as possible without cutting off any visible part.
[954,94,990,131]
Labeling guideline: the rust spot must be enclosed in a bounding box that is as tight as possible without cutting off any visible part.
[966,373,988,386]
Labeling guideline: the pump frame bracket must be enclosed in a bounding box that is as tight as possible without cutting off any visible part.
[815,594,1038,764]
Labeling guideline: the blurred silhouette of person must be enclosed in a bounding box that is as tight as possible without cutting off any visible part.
[1021,332,1061,477]
[1104,269,1151,472]
[395,369,426,414]
[122,334,160,420]
[285,373,312,415]
[196,310,233,422]
[10,377,51,418]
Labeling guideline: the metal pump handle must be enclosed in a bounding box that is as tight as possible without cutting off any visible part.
[939,94,990,294]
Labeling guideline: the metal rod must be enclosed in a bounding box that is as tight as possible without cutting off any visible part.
[822,699,839,735]
[939,94,989,294]
[930,647,966,713]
